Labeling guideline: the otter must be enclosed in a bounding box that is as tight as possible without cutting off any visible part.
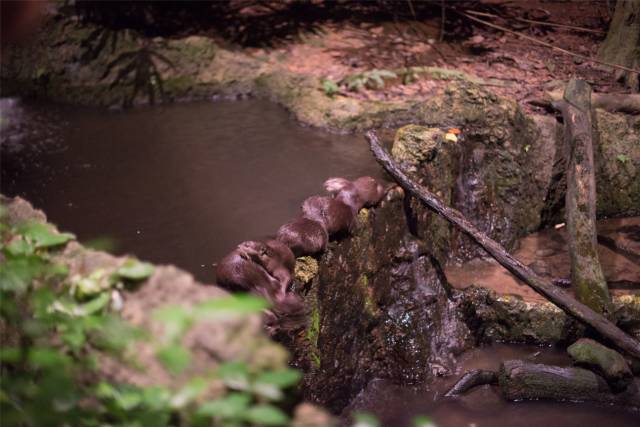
[324,176,389,209]
[238,239,295,293]
[215,244,284,301]
[276,217,328,256]
[301,195,355,236]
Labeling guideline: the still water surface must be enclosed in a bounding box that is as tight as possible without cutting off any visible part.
[1,98,381,282]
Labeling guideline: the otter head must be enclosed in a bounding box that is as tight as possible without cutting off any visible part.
[237,240,272,265]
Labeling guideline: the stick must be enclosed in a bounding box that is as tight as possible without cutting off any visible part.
[528,91,640,114]
[460,11,640,75]
[445,369,498,397]
[465,10,606,34]
[365,130,640,359]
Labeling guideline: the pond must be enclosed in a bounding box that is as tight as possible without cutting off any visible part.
[0,97,381,282]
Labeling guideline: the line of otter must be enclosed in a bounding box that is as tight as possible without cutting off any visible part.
[214,176,393,333]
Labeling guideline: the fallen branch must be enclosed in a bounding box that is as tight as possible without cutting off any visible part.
[529,91,640,114]
[465,10,606,34]
[444,369,497,397]
[460,10,640,75]
[365,130,640,359]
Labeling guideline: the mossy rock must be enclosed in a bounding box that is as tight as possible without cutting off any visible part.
[391,125,442,171]
[567,338,632,392]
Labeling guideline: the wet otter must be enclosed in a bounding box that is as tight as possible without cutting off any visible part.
[301,195,355,236]
[238,239,295,292]
[215,244,284,301]
[276,217,328,256]
[324,176,388,210]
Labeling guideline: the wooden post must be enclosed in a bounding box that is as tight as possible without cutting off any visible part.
[560,79,613,317]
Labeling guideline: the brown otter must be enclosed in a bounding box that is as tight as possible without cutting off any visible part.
[301,195,355,236]
[215,244,284,300]
[324,176,388,209]
[276,217,328,256]
[238,239,295,293]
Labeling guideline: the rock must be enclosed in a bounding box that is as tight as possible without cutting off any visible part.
[567,338,633,392]
[294,256,320,285]
[291,403,336,427]
[391,125,442,172]
[293,196,474,411]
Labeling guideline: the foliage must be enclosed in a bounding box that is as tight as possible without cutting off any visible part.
[338,69,397,92]
[102,39,175,107]
[321,78,340,97]
[0,212,301,426]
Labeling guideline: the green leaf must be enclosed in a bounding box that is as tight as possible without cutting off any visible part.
[19,222,75,248]
[195,294,270,319]
[156,344,191,375]
[79,292,111,315]
[28,348,71,369]
[197,392,251,419]
[153,305,192,343]
[6,238,34,256]
[70,269,111,299]
[322,79,340,97]
[244,404,289,426]
[413,415,435,427]
[216,361,250,390]
[353,412,380,427]
[115,259,154,281]
[617,153,629,163]
[171,378,208,409]
[0,256,48,292]
[255,368,301,388]
[0,347,20,363]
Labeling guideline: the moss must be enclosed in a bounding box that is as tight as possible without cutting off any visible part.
[306,305,321,368]
[294,256,319,284]
[391,125,442,170]
[355,274,377,317]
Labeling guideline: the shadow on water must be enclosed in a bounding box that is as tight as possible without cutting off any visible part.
[0,98,382,282]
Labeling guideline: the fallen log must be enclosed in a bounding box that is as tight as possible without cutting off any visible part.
[559,79,613,316]
[528,91,640,114]
[444,369,498,397]
[365,130,640,359]
[499,360,640,408]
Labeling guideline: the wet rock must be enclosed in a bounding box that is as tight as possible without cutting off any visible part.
[294,197,473,411]
[567,338,633,392]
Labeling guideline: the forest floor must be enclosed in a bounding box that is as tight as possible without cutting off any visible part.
[240,0,628,113]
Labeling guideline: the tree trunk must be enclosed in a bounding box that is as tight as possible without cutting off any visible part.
[598,0,640,91]
[561,79,613,317]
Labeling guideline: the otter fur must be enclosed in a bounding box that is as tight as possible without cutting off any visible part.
[302,195,355,236]
[276,217,328,256]
[215,244,284,300]
[324,176,388,209]
[238,239,295,292]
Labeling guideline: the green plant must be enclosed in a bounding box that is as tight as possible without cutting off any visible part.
[616,153,629,164]
[321,78,340,97]
[0,211,302,426]
[339,69,397,92]
[102,40,175,107]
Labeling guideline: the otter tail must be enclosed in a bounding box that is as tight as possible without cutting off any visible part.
[324,177,352,195]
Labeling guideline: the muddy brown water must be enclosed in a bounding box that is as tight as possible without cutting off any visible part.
[1,98,638,426]
[0,98,382,282]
